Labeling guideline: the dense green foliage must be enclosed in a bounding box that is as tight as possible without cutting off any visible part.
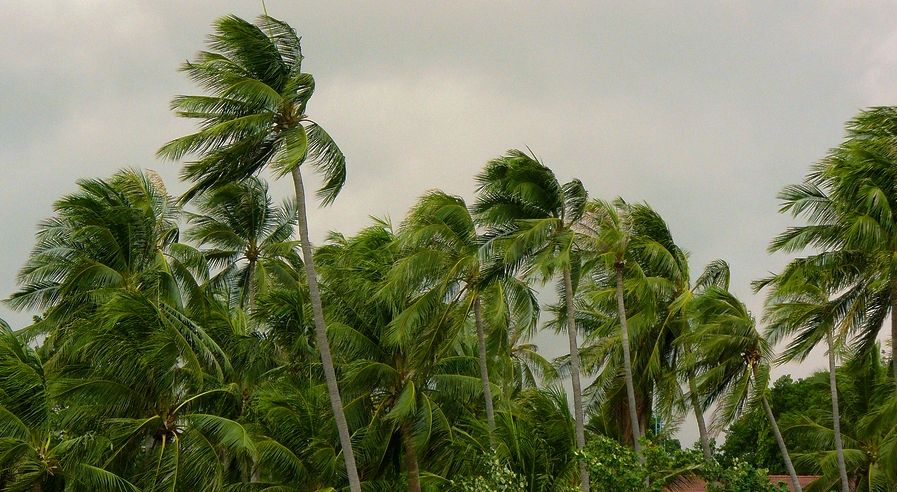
[721,375,830,474]
[3,10,897,492]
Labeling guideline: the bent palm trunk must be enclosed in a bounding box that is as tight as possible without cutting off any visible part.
[891,276,897,392]
[759,391,801,492]
[826,329,849,492]
[291,167,362,492]
[688,375,713,464]
[615,262,643,463]
[563,267,590,492]
[474,295,496,448]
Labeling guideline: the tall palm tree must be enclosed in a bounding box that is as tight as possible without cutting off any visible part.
[770,107,897,391]
[156,15,360,490]
[693,287,803,492]
[755,254,868,492]
[573,198,647,463]
[664,259,732,464]
[473,149,591,491]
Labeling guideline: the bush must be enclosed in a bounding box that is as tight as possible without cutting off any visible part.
[579,435,788,492]
[449,454,527,492]
[703,459,789,492]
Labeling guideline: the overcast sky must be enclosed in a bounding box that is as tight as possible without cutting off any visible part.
[2,1,896,443]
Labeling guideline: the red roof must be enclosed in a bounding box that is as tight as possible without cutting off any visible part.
[667,475,819,492]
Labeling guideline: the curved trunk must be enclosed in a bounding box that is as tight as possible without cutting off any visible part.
[759,385,801,492]
[826,328,849,492]
[473,295,496,448]
[291,167,362,492]
[890,275,897,392]
[402,421,422,492]
[615,262,643,463]
[688,375,713,464]
[563,266,589,492]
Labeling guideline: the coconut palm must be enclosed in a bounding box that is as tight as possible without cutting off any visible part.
[786,346,897,491]
[692,287,803,492]
[156,14,360,490]
[4,170,220,374]
[571,198,652,463]
[390,191,498,446]
[8,170,182,319]
[316,223,480,491]
[389,191,540,448]
[47,285,258,489]
[498,387,580,491]
[0,327,139,491]
[755,253,871,492]
[770,107,897,391]
[657,258,731,465]
[473,149,591,491]
[186,177,303,310]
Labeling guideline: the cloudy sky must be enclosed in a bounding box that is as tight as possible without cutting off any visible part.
[2,1,896,443]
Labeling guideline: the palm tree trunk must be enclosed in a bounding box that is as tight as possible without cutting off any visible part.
[688,374,713,464]
[890,275,897,392]
[826,328,849,492]
[290,167,362,492]
[760,392,801,492]
[615,262,643,463]
[473,295,496,449]
[402,421,422,492]
[563,266,589,492]
[240,259,255,310]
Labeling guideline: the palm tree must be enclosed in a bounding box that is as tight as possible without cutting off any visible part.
[770,107,897,391]
[573,198,647,463]
[473,149,591,491]
[498,387,580,491]
[316,223,480,491]
[0,326,140,491]
[755,254,868,492]
[390,191,498,446]
[156,14,360,490]
[389,191,539,448]
[8,170,182,315]
[693,287,803,492]
[787,346,897,491]
[661,258,732,465]
[186,177,302,310]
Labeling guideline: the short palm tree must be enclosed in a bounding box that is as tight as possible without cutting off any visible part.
[8,170,182,315]
[0,327,139,491]
[157,14,359,490]
[317,223,480,492]
[786,346,897,491]
[390,191,498,446]
[187,177,303,310]
[692,287,803,492]
[473,149,591,491]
